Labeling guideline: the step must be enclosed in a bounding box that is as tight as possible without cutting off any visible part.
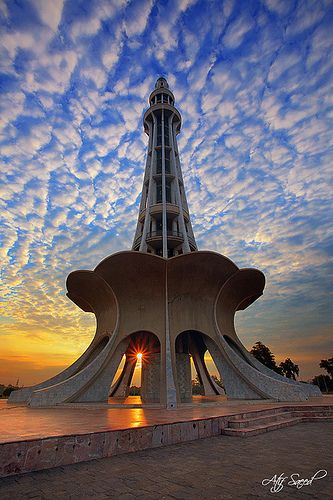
[228,411,294,429]
[287,405,333,412]
[228,407,288,421]
[292,409,333,417]
[229,406,333,422]
[222,416,303,437]
[303,416,333,422]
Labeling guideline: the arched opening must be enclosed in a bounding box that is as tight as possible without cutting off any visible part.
[109,331,161,405]
[175,331,225,403]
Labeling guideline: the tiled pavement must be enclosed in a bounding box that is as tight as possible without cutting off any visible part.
[0,422,332,499]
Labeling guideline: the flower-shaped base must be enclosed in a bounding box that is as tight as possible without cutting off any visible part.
[10,251,320,407]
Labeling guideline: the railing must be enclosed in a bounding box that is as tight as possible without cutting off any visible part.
[150,203,180,216]
[187,235,197,249]
[154,169,173,175]
[182,208,189,221]
[146,230,184,240]
[133,236,142,248]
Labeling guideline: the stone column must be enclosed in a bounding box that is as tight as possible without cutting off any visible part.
[141,353,161,403]
[176,353,192,402]
[110,357,136,398]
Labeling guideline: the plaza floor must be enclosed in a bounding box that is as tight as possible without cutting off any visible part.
[1,396,332,481]
[0,422,332,499]
[1,396,333,444]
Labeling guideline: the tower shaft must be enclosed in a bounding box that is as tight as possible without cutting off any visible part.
[132,77,197,258]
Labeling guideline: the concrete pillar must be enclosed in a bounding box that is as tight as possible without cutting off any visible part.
[110,357,136,398]
[176,353,192,402]
[141,353,161,403]
[189,338,217,396]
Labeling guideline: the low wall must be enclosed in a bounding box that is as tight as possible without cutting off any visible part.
[0,415,229,478]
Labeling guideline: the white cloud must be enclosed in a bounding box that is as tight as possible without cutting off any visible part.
[223,13,254,49]
[124,0,153,37]
[70,0,126,41]
[287,0,326,36]
[71,16,101,40]
[267,49,302,84]
[80,66,108,89]
[264,0,293,16]
[32,0,64,32]
[151,0,198,61]
[102,28,123,71]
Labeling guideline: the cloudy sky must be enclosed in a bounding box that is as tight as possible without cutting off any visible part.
[0,0,332,387]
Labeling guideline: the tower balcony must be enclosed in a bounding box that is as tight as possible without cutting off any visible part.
[182,208,190,222]
[146,230,184,249]
[187,234,197,250]
[143,104,181,135]
[138,209,146,223]
[153,172,175,180]
[133,235,142,250]
[150,203,179,219]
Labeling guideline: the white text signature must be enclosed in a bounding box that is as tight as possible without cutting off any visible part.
[262,470,327,493]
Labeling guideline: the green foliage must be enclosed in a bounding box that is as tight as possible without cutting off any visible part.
[129,386,141,396]
[312,374,333,393]
[250,341,282,374]
[319,358,333,378]
[192,375,204,395]
[191,374,224,394]
[2,386,18,398]
[312,357,333,393]
[279,358,299,380]
[211,374,224,389]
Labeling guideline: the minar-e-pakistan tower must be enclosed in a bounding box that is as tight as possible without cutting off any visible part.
[10,78,320,408]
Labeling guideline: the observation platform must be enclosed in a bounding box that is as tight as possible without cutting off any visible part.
[1,395,333,478]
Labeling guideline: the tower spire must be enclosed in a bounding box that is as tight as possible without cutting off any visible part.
[132,77,197,258]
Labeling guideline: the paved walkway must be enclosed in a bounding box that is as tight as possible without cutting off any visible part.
[0,422,332,499]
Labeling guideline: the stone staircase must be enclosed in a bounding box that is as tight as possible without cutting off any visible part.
[222,405,333,437]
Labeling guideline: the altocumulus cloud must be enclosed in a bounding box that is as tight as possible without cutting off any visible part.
[0,0,332,384]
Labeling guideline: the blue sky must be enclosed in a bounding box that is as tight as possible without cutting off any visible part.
[0,0,332,385]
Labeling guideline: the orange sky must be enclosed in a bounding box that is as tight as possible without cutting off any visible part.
[0,321,328,388]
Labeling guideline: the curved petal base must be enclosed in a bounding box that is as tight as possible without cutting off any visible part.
[10,251,320,407]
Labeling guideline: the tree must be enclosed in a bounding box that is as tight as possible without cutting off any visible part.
[312,374,333,393]
[2,386,18,398]
[129,385,141,396]
[279,358,299,380]
[250,341,282,374]
[192,375,204,395]
[211,374,224,389]
[319,358,333,378]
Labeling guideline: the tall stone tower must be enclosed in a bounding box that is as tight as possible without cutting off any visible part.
[10,78,320,408]
[132,77,197,258]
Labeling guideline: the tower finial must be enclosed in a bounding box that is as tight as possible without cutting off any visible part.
[155,76,169,89]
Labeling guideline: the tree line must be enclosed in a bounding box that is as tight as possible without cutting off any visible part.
[250,341,333,392]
